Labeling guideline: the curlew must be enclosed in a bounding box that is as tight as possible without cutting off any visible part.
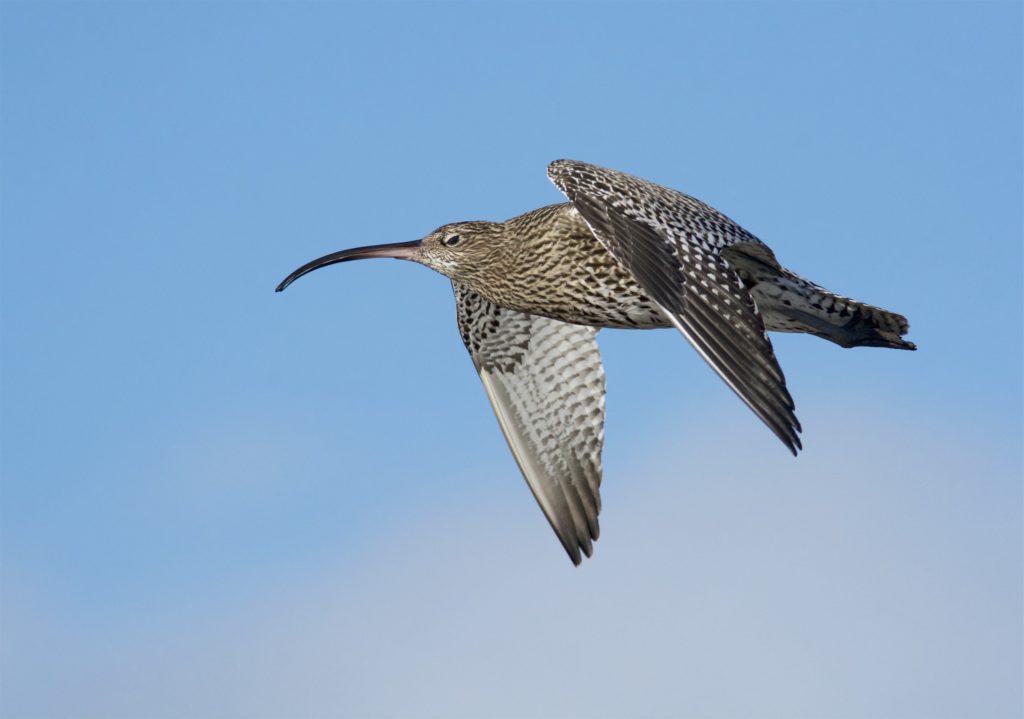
[276,160,915,565]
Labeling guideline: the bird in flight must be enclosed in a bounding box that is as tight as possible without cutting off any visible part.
[277,160,915,565]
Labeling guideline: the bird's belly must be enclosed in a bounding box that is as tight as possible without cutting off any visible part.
[583,298,670,329]
[535,288,672,330]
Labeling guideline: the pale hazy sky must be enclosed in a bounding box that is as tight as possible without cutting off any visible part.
[2,2,1021,718]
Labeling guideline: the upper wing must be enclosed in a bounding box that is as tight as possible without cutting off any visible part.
[548,159,801,454]
[454,282,605,565]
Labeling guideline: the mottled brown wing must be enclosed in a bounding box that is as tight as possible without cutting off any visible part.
[548,159,801,454]
[453,282,605,565]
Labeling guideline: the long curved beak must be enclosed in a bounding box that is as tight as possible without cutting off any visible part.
[275,239,422,292]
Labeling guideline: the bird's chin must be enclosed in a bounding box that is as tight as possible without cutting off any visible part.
[418,256,459,278]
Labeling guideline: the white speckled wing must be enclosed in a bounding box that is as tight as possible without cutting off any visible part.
[548,159,801,454]
[453,282,605,565]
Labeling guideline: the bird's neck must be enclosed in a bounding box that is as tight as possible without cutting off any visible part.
[459,203,605,318]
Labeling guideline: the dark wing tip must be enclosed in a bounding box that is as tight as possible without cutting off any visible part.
[564,541,583,566]
[789,433,802,456]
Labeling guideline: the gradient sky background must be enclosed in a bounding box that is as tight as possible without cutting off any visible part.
[1,2,1021,718]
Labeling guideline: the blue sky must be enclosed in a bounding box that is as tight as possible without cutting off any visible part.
[1,2,1020,717]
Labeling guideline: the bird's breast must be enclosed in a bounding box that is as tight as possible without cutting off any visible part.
[479,211,671,330]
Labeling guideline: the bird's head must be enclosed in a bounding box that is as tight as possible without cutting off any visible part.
[275,220,506,293]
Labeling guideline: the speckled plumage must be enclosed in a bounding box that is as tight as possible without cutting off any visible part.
[455,203,667,329]
[276,159,916,565]
[455,283,605,563]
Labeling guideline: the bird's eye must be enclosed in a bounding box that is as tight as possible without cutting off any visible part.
[445,234,461,247]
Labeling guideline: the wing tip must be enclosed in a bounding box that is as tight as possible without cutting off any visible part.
[564,542,583,566]
[558,523,599,566]
[558,524,597,567]
[787,433,802,456]
[775,415,802,457]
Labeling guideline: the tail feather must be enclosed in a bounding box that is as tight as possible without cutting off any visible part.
[778,285,917,351]
[721,243,916,350]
